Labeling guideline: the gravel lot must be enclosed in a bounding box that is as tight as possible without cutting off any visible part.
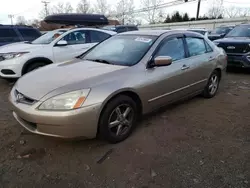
[0,70,249,188]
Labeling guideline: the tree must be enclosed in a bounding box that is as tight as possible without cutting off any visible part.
[94,0,110,16]
[207,0,224,19]
[225,6,240,18]
[164,14,171,23]
[140,0,164,24]
[28,19,40,28]
[114,0,135,24]
[52,2,73,14]
[16,16,27,25]
[171,11,182,22]
[76,0,92,13]
[238,8,250,17]
[182,13,190,22]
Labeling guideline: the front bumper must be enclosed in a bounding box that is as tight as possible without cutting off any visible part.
[0,58,24,78]
[9,91,102,139]
[227,53,250,68]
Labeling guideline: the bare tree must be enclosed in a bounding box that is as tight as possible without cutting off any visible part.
[238,7,250,17]
[76,0,93,13]
[140,0,163,24]
[52,2,73,14]
[225,6,240,18]
[16,16,27,25]
[207,0,224,19]
[28,19,41,28]
[114,0,135,24]
[94,0,110,16]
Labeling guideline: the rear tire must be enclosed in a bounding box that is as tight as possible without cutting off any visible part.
[203,70,220,98]
[24,62,47,74]
[99,95,138,143]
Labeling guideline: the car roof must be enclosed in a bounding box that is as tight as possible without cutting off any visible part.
[69,27,117,35]
[0,25,37,29]
[118,30,172,36]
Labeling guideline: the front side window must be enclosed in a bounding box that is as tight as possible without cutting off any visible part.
[205,41,213,52]
[155,37,185,61]
[226,25,250,37]
[90,31,110,43]
[186,37,206,56]
[62,30,88,45]
[83,35,157,66]
[0,28,20,43]
[17,29,41,41]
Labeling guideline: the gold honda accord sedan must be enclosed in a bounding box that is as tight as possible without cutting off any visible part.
[9,30,227,143]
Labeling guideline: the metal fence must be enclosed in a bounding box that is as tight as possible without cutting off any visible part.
[139,16,250,30]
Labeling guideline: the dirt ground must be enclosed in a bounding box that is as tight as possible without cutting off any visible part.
[0,70,249,188]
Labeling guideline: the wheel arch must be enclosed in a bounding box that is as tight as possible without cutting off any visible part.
[97,89,143,134]
[22,57,53,75]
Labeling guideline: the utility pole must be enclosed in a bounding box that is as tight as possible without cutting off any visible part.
[196,0,201,20]
[8,14,14,25]
[41,1,50,17]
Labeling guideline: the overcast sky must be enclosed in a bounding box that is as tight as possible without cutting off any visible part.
[0,0,250,24]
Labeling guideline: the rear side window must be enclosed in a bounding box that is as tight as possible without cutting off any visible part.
[155,37,185,61]
[186,37,206,56]
[0,28,20,43]
[17,29,41,41]
[90,31,110,43]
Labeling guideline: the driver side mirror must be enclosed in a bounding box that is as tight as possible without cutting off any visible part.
[57,40,68,46]
[153,56,172,67]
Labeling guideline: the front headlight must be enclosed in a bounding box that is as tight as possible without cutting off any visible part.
[39,89,90,110]
[2,52,29,60]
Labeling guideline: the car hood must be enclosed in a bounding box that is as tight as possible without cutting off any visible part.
[15,59,126,100]
[214,37,250,43]
[0,42,45,53]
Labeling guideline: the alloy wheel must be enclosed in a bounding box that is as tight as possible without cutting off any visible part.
[208,74,219,95]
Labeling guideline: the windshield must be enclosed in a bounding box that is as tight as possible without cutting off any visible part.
[32,30,67,44]
[82,35,157,66]
[226,25,250,37]
[213,27,232,35]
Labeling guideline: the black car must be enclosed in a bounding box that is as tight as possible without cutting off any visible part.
[102,25,138,33]
[208,26,234,41]
[214,24,250,68]
[0,25,41,46]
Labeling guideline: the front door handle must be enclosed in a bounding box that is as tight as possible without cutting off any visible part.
[181,64,190,70]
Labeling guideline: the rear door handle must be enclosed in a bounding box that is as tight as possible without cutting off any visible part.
[181,64,190,70]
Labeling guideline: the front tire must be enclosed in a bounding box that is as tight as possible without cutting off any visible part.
[203,70,220,98]
[99,95,138,143]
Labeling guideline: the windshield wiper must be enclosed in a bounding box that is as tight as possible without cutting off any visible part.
[86,59,113,65]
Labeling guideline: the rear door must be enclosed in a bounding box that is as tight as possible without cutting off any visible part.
[183,35,215,92]
[53,30,91,63]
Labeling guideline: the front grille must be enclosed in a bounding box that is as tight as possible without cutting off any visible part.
[14,90,36,105]
[218,43,250,54]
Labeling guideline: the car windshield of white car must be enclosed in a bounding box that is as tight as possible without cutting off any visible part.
[32,30,67,44]
[83,35,157,66]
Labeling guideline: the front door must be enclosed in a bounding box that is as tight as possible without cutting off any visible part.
[53,30,94,63]
[145,35,195,110]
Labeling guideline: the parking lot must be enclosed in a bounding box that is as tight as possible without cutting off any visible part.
[0,69,248,187]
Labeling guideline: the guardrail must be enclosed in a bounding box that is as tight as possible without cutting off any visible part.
[139,16,250,30]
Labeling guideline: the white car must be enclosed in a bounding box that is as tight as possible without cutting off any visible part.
[0,28,116,79]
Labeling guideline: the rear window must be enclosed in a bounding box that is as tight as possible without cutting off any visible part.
[127,27,138,31]
[17,28,41,41]
[0,28,20,43]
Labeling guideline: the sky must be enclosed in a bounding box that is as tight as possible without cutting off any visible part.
[0,0,250,24]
